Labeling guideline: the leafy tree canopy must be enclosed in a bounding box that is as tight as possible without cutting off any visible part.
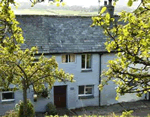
[0,0,74,116]
[92,0,150,100]
[0,0,74,92]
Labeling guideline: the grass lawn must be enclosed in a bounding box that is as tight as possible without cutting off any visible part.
[14,9,98,16]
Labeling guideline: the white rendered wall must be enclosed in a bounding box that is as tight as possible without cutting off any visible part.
[100,53,145,106]
[53,53,100,109]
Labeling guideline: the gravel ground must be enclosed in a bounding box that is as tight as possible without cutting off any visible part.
[71,100,150,117]
[35,100,150,117]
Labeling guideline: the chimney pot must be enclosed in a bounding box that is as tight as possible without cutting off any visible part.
[104,0,107,6]
[108,0,112,6]
[98,0,114,17]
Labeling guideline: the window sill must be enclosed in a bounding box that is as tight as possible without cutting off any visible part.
[1,99,15,103]
[78,95,94,99]
[81,69,92,72]
[62,62,75,64]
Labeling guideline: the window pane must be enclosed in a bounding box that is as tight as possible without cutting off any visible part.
[62,55,66,63]
[65,55,68,62]
[85,88,92,94]
[82,55,85,68]
[2,92,14,100]
[70,54,75,62]
[87,54,91,68]
[49,0,63,2]
[69,55,71,62]
[79,86,84,94]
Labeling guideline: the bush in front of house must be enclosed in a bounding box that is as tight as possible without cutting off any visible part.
[16,99,35,117]
[2,110,18,117]
[120,110,134,117]
[46,102,57,115]
[45,110,134,117]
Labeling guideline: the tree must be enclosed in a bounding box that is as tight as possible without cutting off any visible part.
[92,0,150,100]
[0,0,74,117]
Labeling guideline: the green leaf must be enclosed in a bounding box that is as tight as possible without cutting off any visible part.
[127,0,133,7]
[100,7,107,14]
[115,95,119,100]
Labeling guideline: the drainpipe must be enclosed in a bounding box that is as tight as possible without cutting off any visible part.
[145,93,147,100]
[99,53,103,106]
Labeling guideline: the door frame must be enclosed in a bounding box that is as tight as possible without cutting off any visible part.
[53,85,67,108]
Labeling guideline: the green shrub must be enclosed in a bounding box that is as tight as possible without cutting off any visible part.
[147,114,150,117]
[16,99,35,117]
[2,110,18,117]
[46,102,57,115]
[41,88,49,98]
[120,110,134,117]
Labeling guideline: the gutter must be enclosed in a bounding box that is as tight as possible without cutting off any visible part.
[34,51,117,56]
[99,53,103,107]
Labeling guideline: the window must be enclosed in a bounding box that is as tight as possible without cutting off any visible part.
[49,0,63,2]
[78,85,94,99]
[1,91,15,102]
[62,54,75,63]
[82,54,91,69]
[39,0,63,2]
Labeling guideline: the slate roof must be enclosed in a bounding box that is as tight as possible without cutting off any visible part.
[16,15,107,54]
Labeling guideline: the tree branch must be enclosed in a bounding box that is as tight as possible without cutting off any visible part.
[30,74,69,86]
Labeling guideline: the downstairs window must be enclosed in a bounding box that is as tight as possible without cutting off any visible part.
[1,91,15,102]
[78,85,94,99]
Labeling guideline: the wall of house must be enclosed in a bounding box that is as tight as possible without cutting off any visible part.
[1,14,147,115]
[0,53,100,115]
[52,53,100,109]
[0,89,53,115]
[100,53,145,106]
[0,52,147,115]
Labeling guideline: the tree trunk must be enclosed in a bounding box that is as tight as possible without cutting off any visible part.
[23,80,28,117]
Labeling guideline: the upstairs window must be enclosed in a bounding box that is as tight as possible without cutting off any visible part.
[62,54,75,63]
[1,91,15,102]
[49,0,63,2]
[81,54,91,69]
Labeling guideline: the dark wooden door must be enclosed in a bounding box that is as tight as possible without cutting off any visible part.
[54,86,67,108]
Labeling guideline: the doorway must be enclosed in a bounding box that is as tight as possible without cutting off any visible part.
[54,85,67,108]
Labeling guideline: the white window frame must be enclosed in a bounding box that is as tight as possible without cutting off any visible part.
[78,85,94,97]
[81,54,92,70]
[1,91,15,102]
[62,54,75,63]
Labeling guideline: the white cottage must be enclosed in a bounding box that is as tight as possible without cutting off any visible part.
[0,2,146,115]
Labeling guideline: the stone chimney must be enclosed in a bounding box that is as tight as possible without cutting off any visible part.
[99,0,114,17]
[108,0,112,6]
[104,0,107,6]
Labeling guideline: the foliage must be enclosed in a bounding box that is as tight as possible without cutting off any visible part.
[4,110,150,117]
[41,88,49,98]
[30,0,66,7]
[0,0,74,116]
[102,110,134,117]
[46,102,57,116]
[2,100,35,117]
[92,0,150,99]
[0,1,74,88]
[44,110,134,117]
[35,87,49,98]
[120,110,134,117]
[2,110,18,117]
[16,100,35,117]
